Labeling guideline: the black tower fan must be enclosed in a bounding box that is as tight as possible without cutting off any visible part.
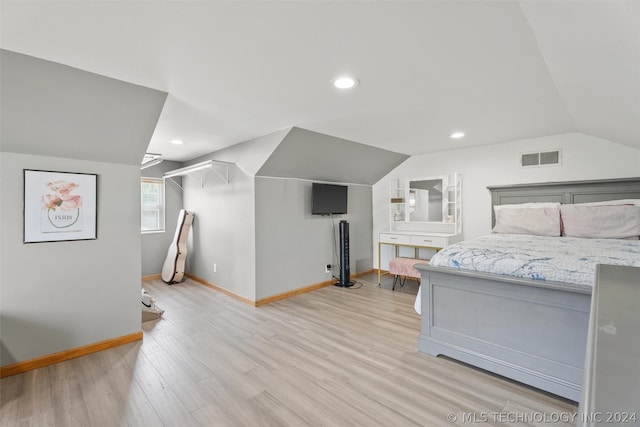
[336,220,353,287]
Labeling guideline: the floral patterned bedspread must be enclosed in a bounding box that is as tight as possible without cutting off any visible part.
[429,234,640,287]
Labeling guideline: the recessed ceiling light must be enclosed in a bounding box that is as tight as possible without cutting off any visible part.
[170,139,184,145]
[332,76,359,89]
[450,131,465,139]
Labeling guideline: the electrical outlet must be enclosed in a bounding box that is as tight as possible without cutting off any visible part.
[213,263,217,273]
[325,264,332,273]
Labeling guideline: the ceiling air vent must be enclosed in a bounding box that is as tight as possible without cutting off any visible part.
[520,150,561,168]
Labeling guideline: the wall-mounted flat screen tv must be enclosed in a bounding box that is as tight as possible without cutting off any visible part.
[311,183,348,215]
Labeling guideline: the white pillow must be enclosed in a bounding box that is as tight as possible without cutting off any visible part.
[492,207,561,236]
[560,205,640,239]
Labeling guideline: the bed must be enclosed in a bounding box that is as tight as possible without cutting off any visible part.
[415,177,640,402]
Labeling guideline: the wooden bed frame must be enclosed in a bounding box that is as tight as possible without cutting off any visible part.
[415,177,640,402]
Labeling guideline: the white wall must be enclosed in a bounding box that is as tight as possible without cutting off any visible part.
[254,178,373,299]
[0,153,142,365]
[373,132,640,268]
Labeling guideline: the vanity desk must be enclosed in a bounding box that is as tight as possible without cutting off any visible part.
[378,231,462,285]
[380,173,463,286]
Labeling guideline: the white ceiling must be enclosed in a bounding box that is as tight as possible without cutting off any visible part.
[1,1,638,162]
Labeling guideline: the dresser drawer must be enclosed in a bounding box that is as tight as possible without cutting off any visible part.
[379,233,412,245]
[410,235,448,248]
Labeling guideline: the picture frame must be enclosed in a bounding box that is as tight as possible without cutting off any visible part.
[23,169,98,243]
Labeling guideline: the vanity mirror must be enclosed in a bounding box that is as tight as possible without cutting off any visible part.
[388,173,461,231]
[408,177,446,222]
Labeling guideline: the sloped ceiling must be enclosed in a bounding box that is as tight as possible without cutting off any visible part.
[256,127,409,185]
[187,127,292,177]
[0,50,167,165]
[187,126,408,185]
[0,1,638,162]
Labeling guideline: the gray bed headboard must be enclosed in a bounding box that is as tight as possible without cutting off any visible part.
[487,177,640,227]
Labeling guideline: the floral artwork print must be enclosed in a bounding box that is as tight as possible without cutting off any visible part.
[41,180,84,230]
[24,170,97,243]
[42,180,83,210]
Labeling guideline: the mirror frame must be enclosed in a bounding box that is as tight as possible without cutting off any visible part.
[406,175,449,224]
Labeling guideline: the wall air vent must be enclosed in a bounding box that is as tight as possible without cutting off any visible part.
[520,150,561,168]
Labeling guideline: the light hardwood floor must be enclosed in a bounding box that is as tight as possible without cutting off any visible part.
[1,274,577,426]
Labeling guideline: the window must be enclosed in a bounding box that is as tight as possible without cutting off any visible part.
[141,178,165,232]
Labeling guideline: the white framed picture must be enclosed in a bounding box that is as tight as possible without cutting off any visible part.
[23,169,97,243]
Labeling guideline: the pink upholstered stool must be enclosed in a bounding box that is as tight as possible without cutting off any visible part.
[388,257,425,290]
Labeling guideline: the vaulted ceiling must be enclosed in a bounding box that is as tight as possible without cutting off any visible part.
[1,1,638,162]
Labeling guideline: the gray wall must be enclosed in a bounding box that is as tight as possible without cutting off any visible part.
[182,164,257,301]
[175,129,287,302]
[180,129,377,302]
[140,161,183,277]
[0,50,165,367]
[254,178,373,299]
[1,153,142,364]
